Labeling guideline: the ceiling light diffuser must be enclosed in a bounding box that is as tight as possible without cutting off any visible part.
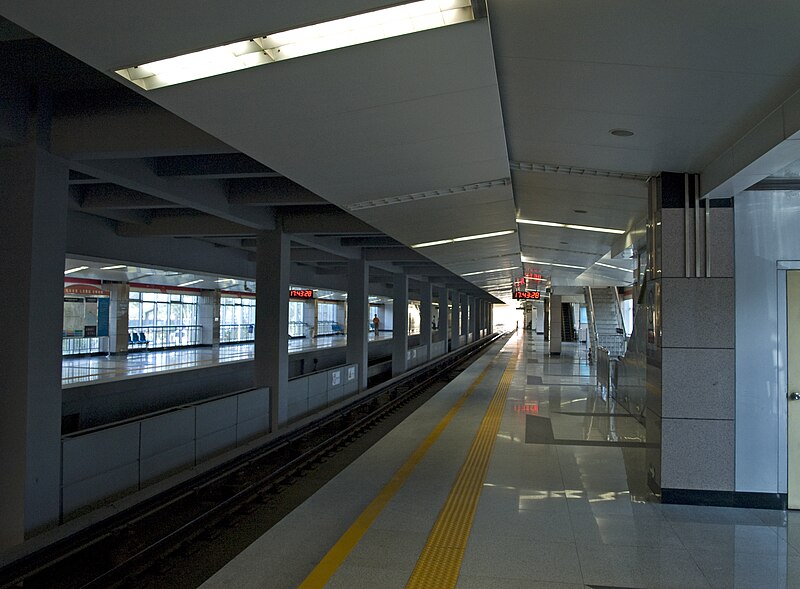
[177,279,204,287]
[461,267,519,277]
[412,229,515,248]
[64,266,89,275]
[116,0,475,90]
[516,218,624,235]
[100,264,127,270]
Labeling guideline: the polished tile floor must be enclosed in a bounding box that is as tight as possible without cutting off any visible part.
[199,331,799,589]
[62,332,393,387]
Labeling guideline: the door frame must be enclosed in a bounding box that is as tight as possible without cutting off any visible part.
[777,262,800,500]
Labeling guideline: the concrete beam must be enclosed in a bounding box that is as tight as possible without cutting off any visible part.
[280,208,379,234]
[154,153,280,179]
[116,213,255,237]
[365,248,429,262]
[227,177,327,206]
[74,184,183,209]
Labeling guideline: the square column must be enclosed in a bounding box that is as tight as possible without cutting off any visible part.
[346,258,369,390]
[0,140,68,547]
[436,285,448,350]
[549,294,562,354]
[468,296,477,342]
[419,281,432,361]
[450,289,460,351]
[392,273,408,376]
[255,230,290,430]
[460,293,469,344]
[199,289,220,347]
[108,282,130,355]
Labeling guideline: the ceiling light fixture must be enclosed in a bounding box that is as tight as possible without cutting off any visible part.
[116,0,476,90]
[516,218,624,235]
[100,264,127,270]
[509,160,650,182]
[215,278,236,283]
[412,229,515,249]
[346,177,510,211]
[177,279,204,287]
[609,128,634,137]
[64,266,89,275]
[594,262,631,271]
[520,257,586,270]
[461,266,519,277]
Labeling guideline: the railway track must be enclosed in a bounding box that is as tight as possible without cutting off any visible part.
[0,334,502,589]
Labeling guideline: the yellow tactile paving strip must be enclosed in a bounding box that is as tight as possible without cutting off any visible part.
[297,348,504,589]
[405,350,518,589]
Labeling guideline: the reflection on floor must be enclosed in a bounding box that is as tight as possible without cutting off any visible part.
[62,332,394,387]
[200,331,800,589]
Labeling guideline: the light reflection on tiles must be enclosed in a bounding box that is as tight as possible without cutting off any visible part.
[62,333,393,387]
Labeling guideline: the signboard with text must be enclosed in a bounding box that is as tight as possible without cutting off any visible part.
[513,291,541,300]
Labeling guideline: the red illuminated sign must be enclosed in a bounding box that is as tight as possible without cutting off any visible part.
[289,289,314,299]
[513,291,541,300]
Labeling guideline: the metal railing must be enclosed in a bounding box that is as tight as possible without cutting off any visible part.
[585,287,599,363]
[62,336,109,356]
[289,321,310,338]
[316,320,344,337]
[220,324,254,343]
[128,325,202,350]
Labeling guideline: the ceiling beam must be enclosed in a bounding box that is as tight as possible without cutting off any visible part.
[52,93,234,160]
[365,248,429,262]
[116,214,254,238]
[71,158,276,230]
[290,248,348,262]
[73,184,184,209]
[227,177,327,206]
[340,236,403,247]
[280,208,380,234]
[153,153,281,179]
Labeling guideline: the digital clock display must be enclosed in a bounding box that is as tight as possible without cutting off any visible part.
[513,291,541,300]
[289,289,314,299]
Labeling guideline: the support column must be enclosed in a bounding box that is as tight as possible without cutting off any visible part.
[469,297,477,342]
[549,294,562,354]
[437,285,448,353]
[346,258,369,390]
[450,290,460,351]
[460,294,469,345]
[108,282,130,355]
[0,138,68,547]
[419,281,432,361]
[392,273,408,376]
[255,230,290,431]
[198,289,220,347]
[640,172,736,504]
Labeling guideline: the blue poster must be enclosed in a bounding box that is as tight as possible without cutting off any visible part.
[97,297,110,337]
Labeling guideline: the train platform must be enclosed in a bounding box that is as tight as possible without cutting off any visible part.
[197,331,800,588]
[61,332,394,387]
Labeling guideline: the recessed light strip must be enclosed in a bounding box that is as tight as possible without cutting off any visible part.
[461,266,519,277]
[177,279,204,287]
[116,0,476,90]
[346,177,510,211]
[100,264,127,270]
[516,218,625,235]
[594,262,631,271]
[64,266,89,275]
[509,160,650,182]
[412,229,515,249]
[521,257,586,270]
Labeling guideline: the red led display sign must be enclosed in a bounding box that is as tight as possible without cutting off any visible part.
[513,291,541,300]
[289,289,314,299]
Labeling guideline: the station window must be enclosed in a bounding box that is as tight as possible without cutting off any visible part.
[128,291,200,349]
[220,296,256,343]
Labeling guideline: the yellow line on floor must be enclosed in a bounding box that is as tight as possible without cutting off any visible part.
[297,348,504,589]
[405,349,518,589]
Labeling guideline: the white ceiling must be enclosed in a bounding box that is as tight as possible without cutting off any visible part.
[4,0,800,299]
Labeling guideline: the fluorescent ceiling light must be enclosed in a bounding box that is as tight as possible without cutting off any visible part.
[516,219,566,228]
[177,279,203,287]
[412,229,515,248]
[521,257,585,270]
[64,266,89,275]
[594,262,631,271]
[565,224,625,235]
[516,218,624,235]
[116,0,475,90]
[215,278,236,283]
[100,264,127,270]
[461,266,519,277]
[524,276,546,282]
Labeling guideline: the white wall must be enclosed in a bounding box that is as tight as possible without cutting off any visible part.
[735,190,799,493]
